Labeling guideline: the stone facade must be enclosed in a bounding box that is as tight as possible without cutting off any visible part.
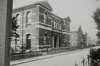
[11,1,71,53]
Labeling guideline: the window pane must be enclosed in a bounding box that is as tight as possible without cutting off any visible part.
[39,7,45,13]
[16,14,22,26]
[39,14,44,23]
[26,12,32,24]
[46,17,51,25]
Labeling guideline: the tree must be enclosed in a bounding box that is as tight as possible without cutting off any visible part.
[93,8,100,44]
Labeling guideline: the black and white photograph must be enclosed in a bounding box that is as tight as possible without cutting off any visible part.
[0,0,100,66]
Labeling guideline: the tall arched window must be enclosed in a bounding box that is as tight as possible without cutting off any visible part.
[26,11,32,25]
[16,14,22,26]
[54,20,56,28]
[44,13,47,23]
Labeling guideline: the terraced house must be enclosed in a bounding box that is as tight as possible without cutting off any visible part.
[11,1,71,53]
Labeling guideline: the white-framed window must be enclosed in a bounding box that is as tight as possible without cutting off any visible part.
[57,23,59,30]
[39,13,44,23]
[26,11,32,25]
[59,24,62,30]
[46,16,52,25]
[44,13,47,23]
[63,20,66,26]
[43,34,47,45]
[55,20,58,29]
[16,14,22,26]
[54,20,56,28]
[39,7,45,23]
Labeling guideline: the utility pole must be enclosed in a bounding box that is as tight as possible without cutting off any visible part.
[0,0,13,66]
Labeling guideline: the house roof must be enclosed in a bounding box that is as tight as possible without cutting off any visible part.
[34,0,53,11]
[13,0,53,11]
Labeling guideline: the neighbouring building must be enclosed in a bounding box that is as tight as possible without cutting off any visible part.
[70,31,79,47]
[70,26,87,48]
[11,1,71,53]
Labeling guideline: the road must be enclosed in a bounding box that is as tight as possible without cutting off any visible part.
[12,48,91,66]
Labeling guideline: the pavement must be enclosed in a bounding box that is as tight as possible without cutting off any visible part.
[10,48,89,66]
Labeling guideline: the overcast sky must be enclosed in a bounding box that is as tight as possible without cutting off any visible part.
[13,0,100,40]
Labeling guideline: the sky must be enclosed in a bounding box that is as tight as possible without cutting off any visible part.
[13,0,100,40]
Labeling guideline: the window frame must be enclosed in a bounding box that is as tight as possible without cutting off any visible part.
[16,14,22,26]
[26,11,32,25]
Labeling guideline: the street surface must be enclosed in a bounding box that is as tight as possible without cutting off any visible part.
[11,48,96,66]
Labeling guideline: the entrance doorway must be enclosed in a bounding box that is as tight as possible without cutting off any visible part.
[26,34,31,49]
[54,36,57,48]
[52,36,59,48]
